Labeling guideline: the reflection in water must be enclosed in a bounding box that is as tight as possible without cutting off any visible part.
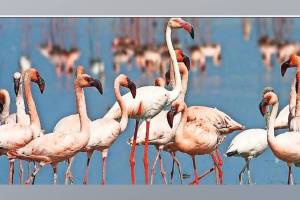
[0,18,299,184]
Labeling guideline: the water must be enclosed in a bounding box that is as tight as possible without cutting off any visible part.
[0,18,298,184]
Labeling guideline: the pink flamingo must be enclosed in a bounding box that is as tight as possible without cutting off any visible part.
[104,18,194,184]
[8,71,103,184]
[0,89,10,125]
[53,73,136,185]
[0,68,45,184]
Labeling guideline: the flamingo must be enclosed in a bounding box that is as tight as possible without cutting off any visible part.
[104,18,194,185]
[7,71,103,184]
[281,54,300,131]
[128,50,190,184]
[259,87,300,185]
[0,89,10,125]
[6,72,30,126]
[166,101,225,185]
[53,74,136,185]
[0,68,45,184]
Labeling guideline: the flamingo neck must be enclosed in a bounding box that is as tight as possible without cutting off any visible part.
[166,26,181,102]
[0,91,10,124]
[24,76,41,129]
[267,101,279,150]
[179,64,189,99]
[114,79,128,132]
[295,72,300,116]
[75,84,89,133]
[16,80,26,123]
[289,78,296,116]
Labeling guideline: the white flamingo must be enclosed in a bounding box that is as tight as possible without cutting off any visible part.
[259,87,300,185]
[104,18,194,184]
[53,74,136,185]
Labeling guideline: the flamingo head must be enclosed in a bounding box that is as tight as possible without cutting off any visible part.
[281,54,300,76]
[165,50,190,86]
[13,72,22,96]
[167,101,186,128]
[175,49,191,70]
[259,87,277,116]
[25,68,45,94]
[75,65,85,78]
[77,74,103,95]
[0,91,5,114]
[168,18,194,39]
[117,74,136,98]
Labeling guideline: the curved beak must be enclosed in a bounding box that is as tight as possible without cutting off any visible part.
[89,78,103,95]
[183,55,190,70]
[165,70,171,86]
[259,99,268,116]
[127,78,136,98]
[280,60,290,77]
[167,106,177,128]
[14,78,21,96]
[0,102,3,113]
[37,77,45,94]
[178,19,194,39]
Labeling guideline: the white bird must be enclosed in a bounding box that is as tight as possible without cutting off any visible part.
[104,18,194,184]
[53,74,136,185]
[226,129,268,184]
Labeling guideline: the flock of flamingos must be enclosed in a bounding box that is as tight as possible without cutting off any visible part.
[1,18,300,185]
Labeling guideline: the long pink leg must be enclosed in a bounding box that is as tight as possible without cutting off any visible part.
[211,149,223,184]
[170,153,176,184]
[25,163,44,185]
[170,152,183,184]
[190,156,199,185]
[288,165,294,185]
[158,153,167,184]
[65,157,75,184]
[83,151,93,185]
[150,149,160,185]
[144,120,150,185]
[8,159,14,185]
[193,167,216,184]
[211,153,219,184]
[129,119,139,184]
[18,159,24,184]
[101,156,107,185]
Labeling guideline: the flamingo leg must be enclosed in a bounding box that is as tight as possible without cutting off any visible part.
[158,153,167,184]
[246,159,252,184]
[52,164,58,184]
[288,165,294,185]
[143,120,150,185]
[210,153,219,184]
[18,159,24,184]
[27,161,31,180]
[32,162,37,185]
[150,149,160,185]
[191,156,199,185]
[239,161,248,185]
[129,119,139,184]
[192,167,216,184]
[8,159,15,185]
[213,148,223,184]
[170,152,183,184]
[65,157,75,184]
[83,151,93,185]
[101,155,107,185]
[170,153,176,184]
[26,163,43,185]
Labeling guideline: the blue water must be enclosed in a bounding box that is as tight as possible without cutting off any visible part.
[0,18,298,185]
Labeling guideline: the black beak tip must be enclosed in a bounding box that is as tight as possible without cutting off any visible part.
[128,80,137,99]
[190,27,194,39]
[183,55,191,70]
[280,66,287,77]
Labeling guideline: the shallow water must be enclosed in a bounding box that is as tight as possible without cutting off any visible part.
[0,18,298,184]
